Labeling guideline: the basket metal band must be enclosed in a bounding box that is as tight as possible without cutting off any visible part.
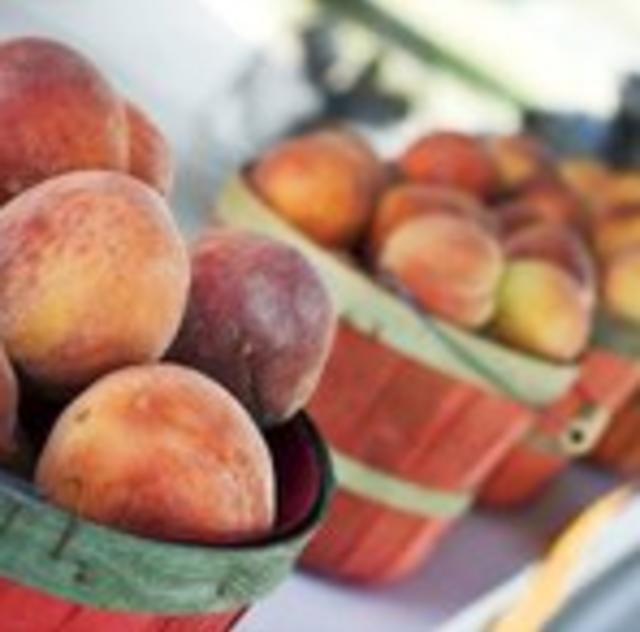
[331,450,473,520]
[525,404,614,458]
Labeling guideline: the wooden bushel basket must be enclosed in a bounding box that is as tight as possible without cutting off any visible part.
[589,317,640,475]
[0,415,333,632]
[481,349,640,506]
[216,176,583,584]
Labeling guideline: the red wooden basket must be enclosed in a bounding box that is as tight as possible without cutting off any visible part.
[217,176,582,583]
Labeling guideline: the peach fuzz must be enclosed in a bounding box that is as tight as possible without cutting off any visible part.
[0,171,189,391]
[398,132,498,199]
[493,261,591,362]
[170,229,335,425]
[125,101,174,196]
[368,183,493,255]
[250,133,376,249]
[36,364,275,543]
[378,214,504,328]
[505,223,596,307]
[0,37,128,203]
[593,204,640,260]
[487,134,554,193]
[603,249,640,326]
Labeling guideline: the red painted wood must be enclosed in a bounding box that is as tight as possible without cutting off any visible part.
[0,578,242,632]
[303,324,533,583]
[481,350,640,506]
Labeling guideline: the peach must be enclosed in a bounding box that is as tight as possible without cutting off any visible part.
[493,261,591,362]
[505,223,596,306]
[250,132,376,248]
[0,37,128,203]
[368,183,493,255]
[592,204,640,260]
[496,178,585,235]
[0,171,189,391]
[487,134,554,193]
[602,171,640,208]
[0,346,18,460]
[603,249,640,326]
[170,229,335,425]
[378,214,504,328]
[125,101,174,196]
[36,364,275,543]
[560,158,611,210]
[398,132,498,199]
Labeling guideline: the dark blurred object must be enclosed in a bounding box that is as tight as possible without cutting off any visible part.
[606,75,640,169]
[301,17,408,126]
[524,110,611,158]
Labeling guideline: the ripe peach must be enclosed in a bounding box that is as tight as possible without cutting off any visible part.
[0,37,128,203]
[378,214,504,328]
[0,346,18,460]
[496,178,585,235]
[505,224,596,306]
[250,132,376,248]
[398,132,498,199]
[170,229,335,425]
[368,183,493,255]
[487,134,554,193]
[602,171,640,208]
[603,249,640,326]
[125,101,174,196]
[36,364,275,543]
[592,204,640,260]
[559,158,611,210]
[0,171,189,391]
[313,126,387,199]
[493,261,591,362]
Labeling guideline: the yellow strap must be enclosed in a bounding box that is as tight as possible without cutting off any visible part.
[492,485,634,632]
[331,450,473,520]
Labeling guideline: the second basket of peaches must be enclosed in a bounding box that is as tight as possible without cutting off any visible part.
[215,125,640,584]
[0,36,337,630]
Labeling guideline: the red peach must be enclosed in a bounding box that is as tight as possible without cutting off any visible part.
[378,214,504,328]
[0,37,128,202]
[36,364,275,543]
[0,171,189,391]
[125,101,174,196]
[398,132,498,199]
[170,229,335,425]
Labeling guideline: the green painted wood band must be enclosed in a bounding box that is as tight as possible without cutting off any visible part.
[0,417,333,615]
[331,450,472,519]
[217,176,579,407]
[524,404,614,458]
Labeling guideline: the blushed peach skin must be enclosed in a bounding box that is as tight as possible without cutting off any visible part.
[36,364,275,543]
[398,132,498,199]
[603,249,640,326]
[0,37,128,203]
[378,214,504,329]
[0,171,189,392]
[493,261,591,362]
[368,183,493,255]
[170,229,336,426]
[125,101,174,196]
[505,223,596,307]
[487,134,554,194]
[251,133,376,248]
[593,204,640,260]
[560,158,611,210]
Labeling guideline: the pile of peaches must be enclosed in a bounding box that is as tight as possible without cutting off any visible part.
[0,37,336,545]
[251,127,640,364]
